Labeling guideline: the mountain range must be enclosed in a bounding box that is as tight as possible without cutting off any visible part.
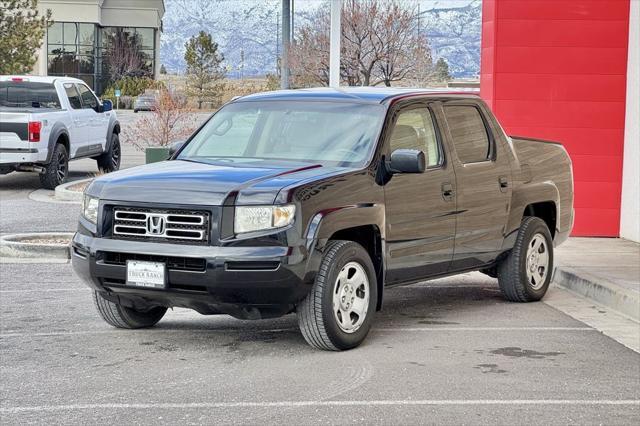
[160,0,481,78]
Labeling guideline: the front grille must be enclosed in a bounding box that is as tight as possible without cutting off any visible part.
[112,207,210,245]
[101,251,207,272]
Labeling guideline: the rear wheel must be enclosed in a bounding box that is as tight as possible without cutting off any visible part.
[297,240,377,350]
[96,133,121,173]
[40,143,68,189]
[93,291,166,329]
[497,216,554,302]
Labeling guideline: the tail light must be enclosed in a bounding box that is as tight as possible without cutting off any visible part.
[28,121,41,142]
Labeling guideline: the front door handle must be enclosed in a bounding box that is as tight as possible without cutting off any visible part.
[441,182,454,201]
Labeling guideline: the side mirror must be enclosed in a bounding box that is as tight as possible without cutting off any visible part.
[168,140,185,158]
[101,99,113,112]
[388,149,426,174]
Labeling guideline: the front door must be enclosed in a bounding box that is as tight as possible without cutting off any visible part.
[440,100,512,269]
[384,102,457,284]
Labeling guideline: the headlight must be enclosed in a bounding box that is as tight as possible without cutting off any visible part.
[82,194,99,224]
[234,204,295,234]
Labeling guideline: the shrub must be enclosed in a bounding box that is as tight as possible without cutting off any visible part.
[102,77,164,99]
[123,89,198,149]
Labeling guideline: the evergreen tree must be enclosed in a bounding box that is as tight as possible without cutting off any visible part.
[159,64,167,74]
[0,0,51,74]
[432,58,452,83]
[184,31,225,109]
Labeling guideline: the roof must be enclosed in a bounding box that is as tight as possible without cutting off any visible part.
[0,75,84,84]
[237,86,480,104]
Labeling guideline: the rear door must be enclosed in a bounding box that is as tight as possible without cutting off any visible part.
[62,82,89,157]
[383,101,457,284]
[440,99,512,269]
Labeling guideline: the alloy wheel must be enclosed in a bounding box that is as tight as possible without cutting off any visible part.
[525,233,549,290]
[332,261,370,333]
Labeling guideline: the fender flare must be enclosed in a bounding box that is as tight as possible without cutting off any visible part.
[45,122,70,163]
[105,119,121,152]
[504,181,560,246]
[304,204,386,310]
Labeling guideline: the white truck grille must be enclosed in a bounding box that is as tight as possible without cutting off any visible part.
[112,208,210,244]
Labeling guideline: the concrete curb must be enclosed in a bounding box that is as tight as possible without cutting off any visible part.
[0,232,73,260]
[552,266,640,322]
[54,178,92,202]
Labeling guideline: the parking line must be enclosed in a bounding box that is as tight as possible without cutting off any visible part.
[0,326,595,338]
[1,399,639,413]
[0,288,87,293]
[374,327,595,332]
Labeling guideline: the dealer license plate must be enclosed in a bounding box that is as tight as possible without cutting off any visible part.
[126,260,166,289]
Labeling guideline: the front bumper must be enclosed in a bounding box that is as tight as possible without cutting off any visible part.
[71,232,314,319]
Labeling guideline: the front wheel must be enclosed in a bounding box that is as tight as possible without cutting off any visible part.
[498,216,554,302]
[297,240,377,351]
[93,291,166,328]
[96,133,121,173]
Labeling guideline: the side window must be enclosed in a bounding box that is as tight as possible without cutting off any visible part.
[390,108,441,167]
[77,84,98,109]
[444,105,491,164]
[63,83,82,109]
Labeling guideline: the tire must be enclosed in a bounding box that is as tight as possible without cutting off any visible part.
[497,216,554,302]
[93,291,167,329]
[96,133,121,173]
[297,240,377,351]
[39,143,68,189]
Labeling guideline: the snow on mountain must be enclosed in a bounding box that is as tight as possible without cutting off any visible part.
[160,0,481,78]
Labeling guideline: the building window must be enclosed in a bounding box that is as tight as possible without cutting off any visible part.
[99,27,157,80]
[47,22,97,89]
[47,22,156,95]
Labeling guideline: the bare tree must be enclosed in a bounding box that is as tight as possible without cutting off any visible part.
[289,0,433,87]
[105,28,149,81]
[125,89,198,150]
[374,2,432,86]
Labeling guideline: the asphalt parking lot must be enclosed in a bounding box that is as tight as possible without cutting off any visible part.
[1,110,639,425]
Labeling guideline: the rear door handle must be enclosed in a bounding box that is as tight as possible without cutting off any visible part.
[499,176,509,192]
[441,182,454,201]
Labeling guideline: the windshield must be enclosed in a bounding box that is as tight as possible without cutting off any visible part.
[178,100,386,167]
[0,81,61,109]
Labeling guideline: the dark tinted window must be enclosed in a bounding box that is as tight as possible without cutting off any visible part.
[444,106,491,163]
[64,83,82,109]
[0,81,61,109]
[77,84,98,109]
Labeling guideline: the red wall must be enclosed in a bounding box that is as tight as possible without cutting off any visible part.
[480,0,631,236]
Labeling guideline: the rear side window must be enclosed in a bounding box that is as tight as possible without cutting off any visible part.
[77,84,98,109]
[0,81,61,109]
[64,83,82,109]
[444,106,491,164]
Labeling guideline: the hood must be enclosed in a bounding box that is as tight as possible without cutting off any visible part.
[89,159,346,205]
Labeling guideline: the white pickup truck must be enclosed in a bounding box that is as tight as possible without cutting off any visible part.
[0,76,121,189]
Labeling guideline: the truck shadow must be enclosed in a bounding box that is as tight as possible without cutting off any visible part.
[153,276,509,350]
[0,171,92,191]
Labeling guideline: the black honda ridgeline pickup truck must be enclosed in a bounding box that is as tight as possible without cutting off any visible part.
[72,88,574,350]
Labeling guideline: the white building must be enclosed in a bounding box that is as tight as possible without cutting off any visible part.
[32,0,165,94]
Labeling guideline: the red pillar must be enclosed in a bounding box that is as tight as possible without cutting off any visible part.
[480,0,631,236]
